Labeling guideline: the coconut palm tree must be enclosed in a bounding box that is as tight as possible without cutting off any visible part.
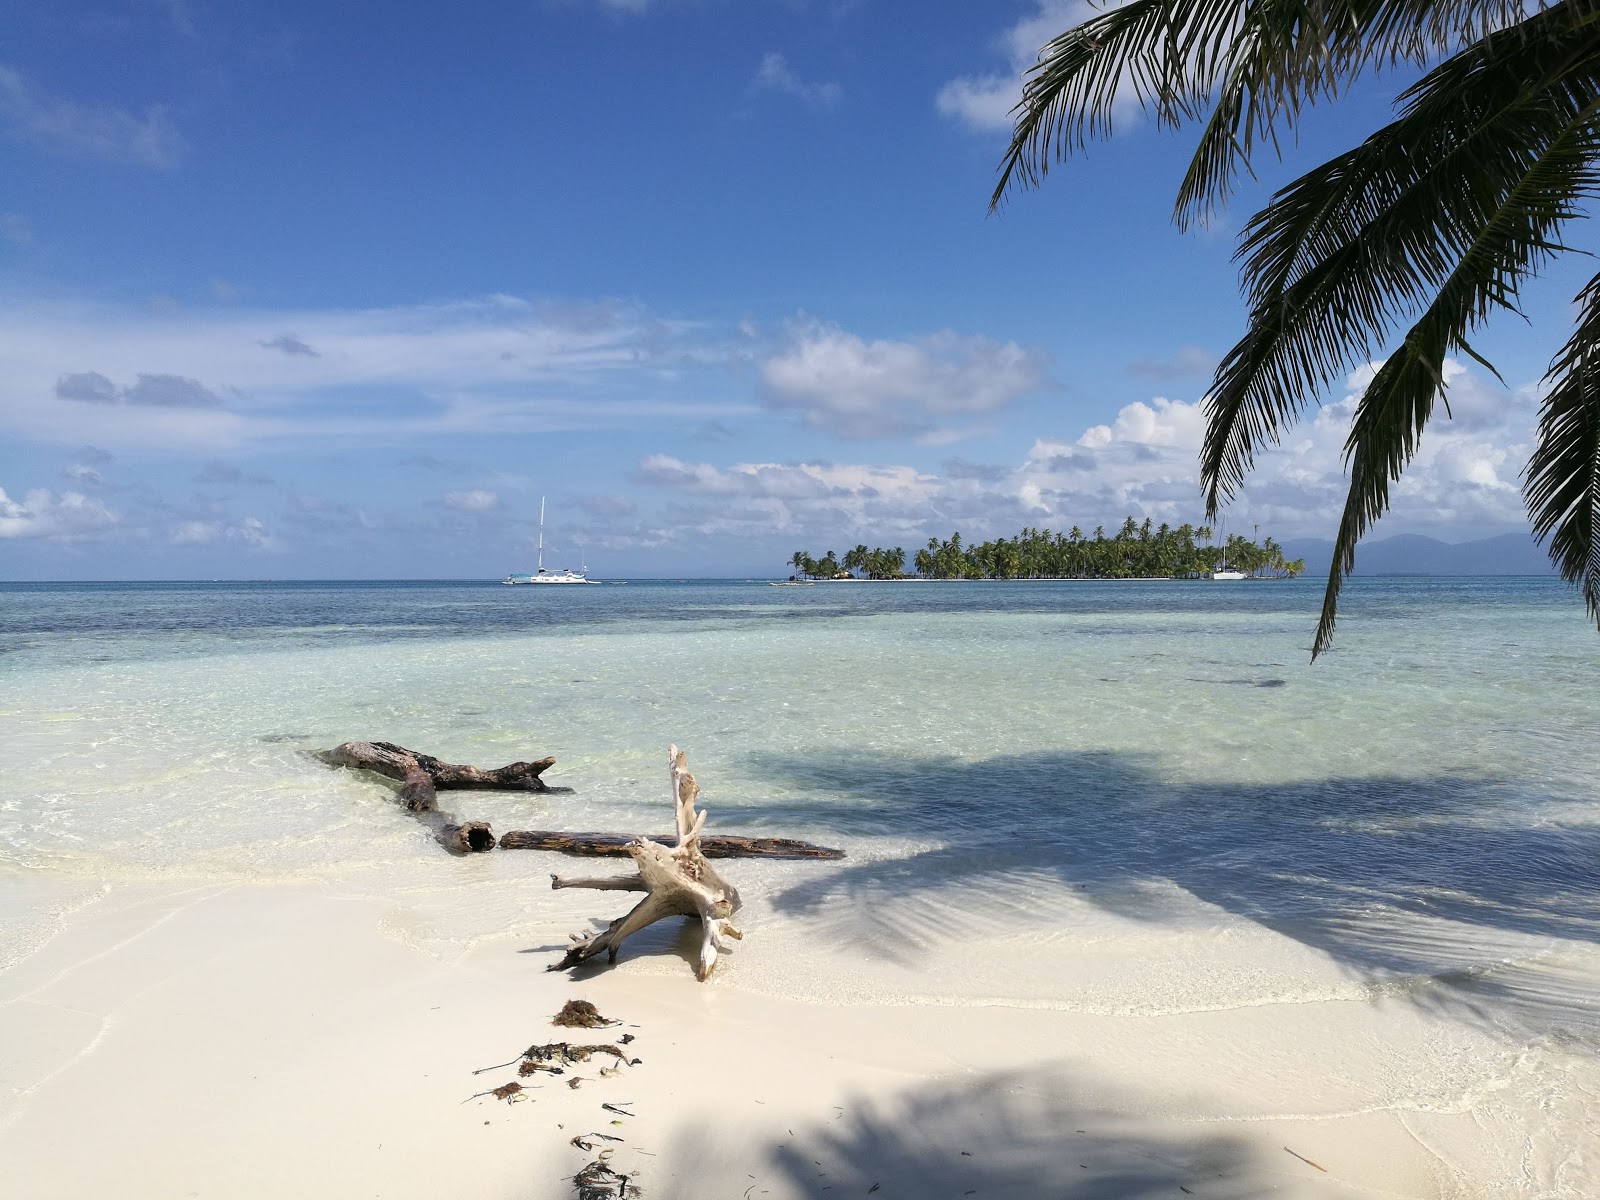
[991,0,1600,656]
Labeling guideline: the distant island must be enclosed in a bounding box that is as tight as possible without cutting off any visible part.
[789,518,1305,580]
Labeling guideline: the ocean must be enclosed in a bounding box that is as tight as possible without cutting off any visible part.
[2,576,1597,1193]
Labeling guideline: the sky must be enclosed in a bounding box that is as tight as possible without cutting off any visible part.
[0,0,1587,579]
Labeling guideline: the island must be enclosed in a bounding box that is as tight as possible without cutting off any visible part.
[788,518,1305,581]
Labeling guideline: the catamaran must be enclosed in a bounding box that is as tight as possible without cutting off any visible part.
[502,498,598,585]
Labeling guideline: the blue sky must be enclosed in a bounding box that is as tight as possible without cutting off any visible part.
[0,0,1584,578]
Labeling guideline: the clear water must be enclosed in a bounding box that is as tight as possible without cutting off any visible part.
[2,577,1597,1192]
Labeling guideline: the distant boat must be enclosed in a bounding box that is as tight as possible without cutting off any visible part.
[1209,522,1247,580]
[503,498,599,585]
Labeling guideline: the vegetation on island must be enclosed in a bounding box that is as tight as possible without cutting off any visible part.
[992,0,1600,655]
[790,518,1304,580]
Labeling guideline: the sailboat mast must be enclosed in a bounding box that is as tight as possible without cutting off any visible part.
[537,497,545,573]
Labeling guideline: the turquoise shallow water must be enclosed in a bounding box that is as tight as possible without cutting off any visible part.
[2,577,1598,1191]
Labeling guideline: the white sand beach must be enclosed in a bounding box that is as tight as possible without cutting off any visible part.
[2,870,1586,1199]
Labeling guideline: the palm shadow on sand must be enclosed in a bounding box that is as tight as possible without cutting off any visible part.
[732,748,1600,1043]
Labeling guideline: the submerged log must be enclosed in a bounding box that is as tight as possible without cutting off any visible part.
[317,740,560,854]
[501,830,844,859]
[317,741,560,801]
[552,745,744,980]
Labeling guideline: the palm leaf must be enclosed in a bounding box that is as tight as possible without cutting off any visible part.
[1527,273,1600,626]
[1173,0,1528,225]
[993,0,1526,216]
[1310,93,1600,657]
[1201,3,1600,519]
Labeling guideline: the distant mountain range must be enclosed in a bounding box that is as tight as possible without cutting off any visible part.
[1280,531,1557,576]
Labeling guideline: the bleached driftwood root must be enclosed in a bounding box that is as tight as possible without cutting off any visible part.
[552,745,743,980]
[318,740,561,854]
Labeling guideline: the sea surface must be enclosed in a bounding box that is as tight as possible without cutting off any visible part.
[2,576,1598,1193]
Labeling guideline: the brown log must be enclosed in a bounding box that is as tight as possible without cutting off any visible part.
[318,740,559,854]
[502,830,844,859]
[552,745,746,980]
[317,741,560,800]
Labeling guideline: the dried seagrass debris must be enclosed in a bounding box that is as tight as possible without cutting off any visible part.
[527,1041,632,1067]
[574,1156,640,1200]
[464,1080,528,1103]
[554,999,617,1028]
[570,1132,624,1152]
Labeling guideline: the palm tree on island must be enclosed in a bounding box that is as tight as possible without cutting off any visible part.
[992,0,1600,654]
[791,519,1301,581]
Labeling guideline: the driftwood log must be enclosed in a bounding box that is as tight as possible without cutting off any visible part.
[318,740,561,854]
[502,830,843,859]
[552,745,743,980]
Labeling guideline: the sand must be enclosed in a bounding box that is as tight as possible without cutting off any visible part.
[1,877,1496,1200]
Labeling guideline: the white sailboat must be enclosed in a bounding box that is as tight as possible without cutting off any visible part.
[1211,522,1246,580]
[503,498,598,584]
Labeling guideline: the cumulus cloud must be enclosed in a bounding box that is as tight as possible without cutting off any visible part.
[633,359,1539,549]
[0,485,118,541]
[760,319,1048,438]
[0,65,184,168]
[442,489,500,512]
[259,333,318,357]
[754,53,842,108]
[936,1,1134,133]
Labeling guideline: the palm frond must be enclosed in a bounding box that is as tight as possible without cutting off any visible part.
[993,0,1527,217]
[1173,0,1530,225]
[1309,89,1600,657]
[1201,3,1600,518]
[1527,273,1600,627]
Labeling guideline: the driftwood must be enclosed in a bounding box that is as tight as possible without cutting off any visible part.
[318,740,560,854]
[502,830,843,859]
[552,745,743,980]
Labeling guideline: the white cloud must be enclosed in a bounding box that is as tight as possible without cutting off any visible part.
[442,489,500,512]
[634,360,1539,548]
[171,515,277,549]
[760,318,1048,438]
[936,1,1136,133]
[0,486,118,541]
[0,65,184,168]
[0,293,751,452]
[754,53,842,108]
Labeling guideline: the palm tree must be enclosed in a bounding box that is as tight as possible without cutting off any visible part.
[991,0,1600,657]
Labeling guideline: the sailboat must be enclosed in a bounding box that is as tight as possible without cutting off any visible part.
[502,498,598,584]
[1210,522,1246,580]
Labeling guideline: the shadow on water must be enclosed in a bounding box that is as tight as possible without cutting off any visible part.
[662,1067,1283,1200]
[741,749,1600,1042]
